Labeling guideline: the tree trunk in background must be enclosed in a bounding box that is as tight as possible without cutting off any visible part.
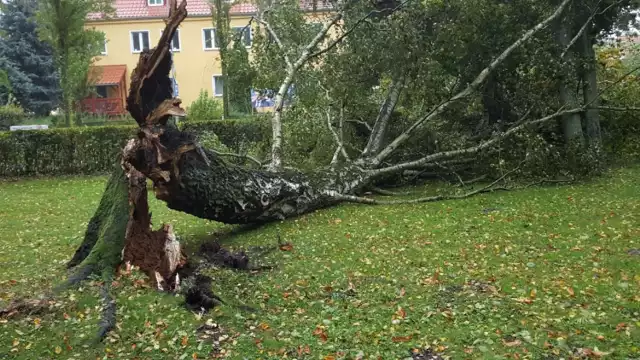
[580,29,602,149]
[555,21,585,145]
[214,0,230,119]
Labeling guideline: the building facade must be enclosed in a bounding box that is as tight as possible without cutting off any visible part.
[83,0,256,114]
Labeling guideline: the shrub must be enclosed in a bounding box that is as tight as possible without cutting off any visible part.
[181,118,270,156]
[186,90,223,121]
[0,125,135,177]
[0,104,26,130]
[0,119,271,177]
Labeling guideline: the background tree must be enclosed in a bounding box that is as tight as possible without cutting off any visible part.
[212,0,255,117]
[212,0,231,118]
[36,0,110,126]
[0,0,60,115]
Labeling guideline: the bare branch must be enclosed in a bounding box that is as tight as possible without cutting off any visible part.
[335,160,535,205]
[326,108,350,161]
[371,0,572,165]
[369,107,583,178]
[369,187,410,196]
[306,0,411,61]
[210,150,262,167]
[253,15,293,70]
[361,75,407,158]
[591,63,640,106]
[346,119,373,132]
[596,106,640,111]
[435,161,466,187]
[561,0,620,58]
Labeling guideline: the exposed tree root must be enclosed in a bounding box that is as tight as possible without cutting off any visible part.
[0,296,52,319]
[96,281,116,341]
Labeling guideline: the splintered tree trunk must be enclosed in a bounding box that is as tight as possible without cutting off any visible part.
[126,135,368,224]
[67,0,364,294]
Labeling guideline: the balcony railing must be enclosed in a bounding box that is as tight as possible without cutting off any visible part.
[80,98,125,116]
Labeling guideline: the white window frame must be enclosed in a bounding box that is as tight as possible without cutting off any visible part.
[160,29,181,52]
[231,26,252,48]
[212,75,224,97]
[101,38,108,55]
[148,0,163,6]
[202,28,218,50]
[130,30,151,53]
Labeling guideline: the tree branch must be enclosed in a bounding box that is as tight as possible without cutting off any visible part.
[210,149,262,167]
[361,74,407,158]
[346,118,373,132]
[596,106,640,111]
[332,162,523,205]
[253,13,293,70]
[306,0,411,61]
[371,0,572,165]
[560,0,620,58]
[370,107,583,178]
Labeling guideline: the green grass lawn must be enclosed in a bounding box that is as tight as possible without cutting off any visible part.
[0,168,639,359]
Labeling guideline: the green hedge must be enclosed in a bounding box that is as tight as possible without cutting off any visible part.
[181,118,270,153]
[0,119,268,178]
[0,126,136,177]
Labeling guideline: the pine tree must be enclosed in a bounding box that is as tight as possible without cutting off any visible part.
[0,0,60,115]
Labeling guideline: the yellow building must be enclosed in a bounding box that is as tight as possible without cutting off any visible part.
[83,0,258,115]
[83,0,333,115]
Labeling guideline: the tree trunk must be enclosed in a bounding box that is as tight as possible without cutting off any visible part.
[580,29,602,149]
[124,129,368,224]
[65,165,130,274]
[555,21,585,145]
[214,0,230,119]
[361,75,405,158]
[268,72,294,170]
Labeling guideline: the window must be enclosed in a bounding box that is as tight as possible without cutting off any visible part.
[101,39,108,55]
[148,0,163,6]
[96,86,108,98]
[202,28,217,50]
[160,29,181,51]
[130,31,150,53]
[212,75,224,97]
[232,26,252,47]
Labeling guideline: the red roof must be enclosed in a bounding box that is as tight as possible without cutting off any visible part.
[88,0,331,20]
[89,65,127,86]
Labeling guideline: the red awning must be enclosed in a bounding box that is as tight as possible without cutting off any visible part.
[89,65,127,86]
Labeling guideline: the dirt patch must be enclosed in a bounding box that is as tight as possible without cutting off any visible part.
[179,240,278,313]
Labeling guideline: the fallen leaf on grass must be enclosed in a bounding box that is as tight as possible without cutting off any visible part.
[615,323,627,332]
[323,355,336,360]
[566,287,575,297]
[514,298,533,304]
[502,339,522,347]
[313,326,328,342]
[421,270,440,285]
[392,336,412,343]
[279,243,293,251]
[297,345,311,356]
[575,347,611,357]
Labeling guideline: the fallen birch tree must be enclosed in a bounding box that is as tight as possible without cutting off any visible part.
[7,0,633,341]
